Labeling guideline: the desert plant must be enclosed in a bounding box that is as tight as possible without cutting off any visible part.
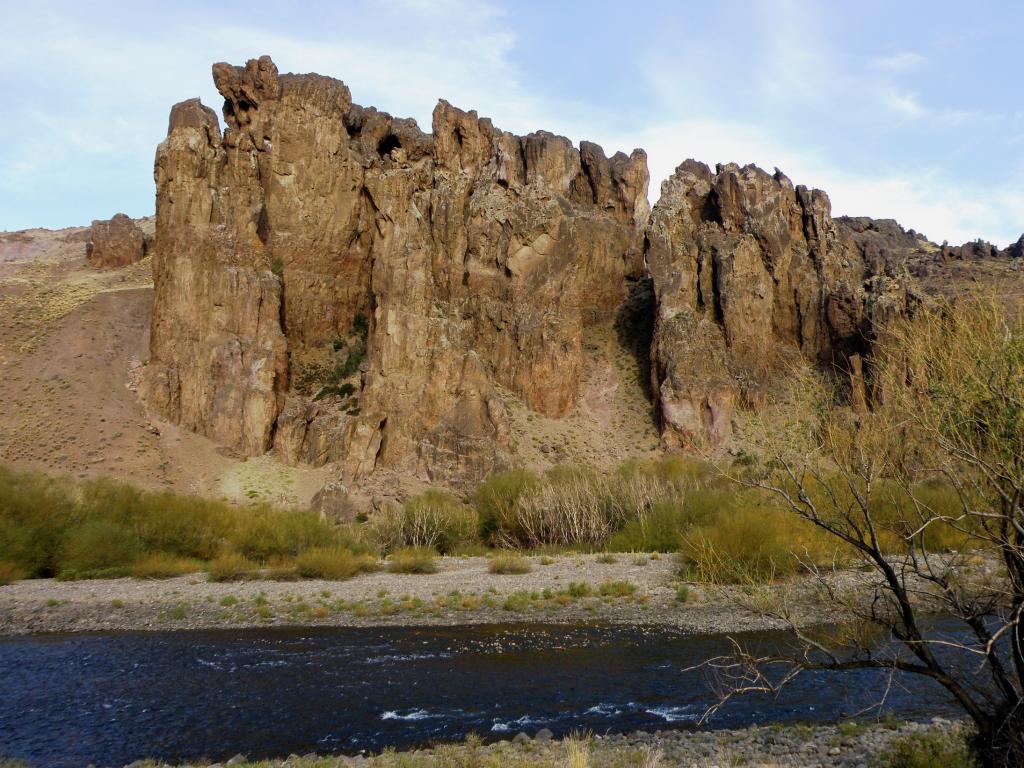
[564,731,591,768]
[57,520,141,577]
[370,491,477,554]
[207,552,257,582]
[879,730,977,768]
[130,553,203,579]
[474,468,540,544]
[598,580,636,597]
[387,546,438,574]
[0,561,24,586]
[695,297,1024,767]
[294,547,379,580]
[488,552,532,574]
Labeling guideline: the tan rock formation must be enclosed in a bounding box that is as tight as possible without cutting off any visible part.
[646,161,914,449]
[86,214,146,269]
[145,56,648,483]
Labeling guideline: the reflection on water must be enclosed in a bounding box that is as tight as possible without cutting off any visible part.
[0,622,960,768]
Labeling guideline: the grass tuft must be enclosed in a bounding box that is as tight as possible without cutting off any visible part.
[488,552,532,574]
[131,553,204,579]
[207,552,257,582]
[387,547,438,574]
[0,561,24,586]
[294,547,379,580]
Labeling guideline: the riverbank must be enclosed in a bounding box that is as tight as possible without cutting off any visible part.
[0,553,857,635]
[115,719,969,768]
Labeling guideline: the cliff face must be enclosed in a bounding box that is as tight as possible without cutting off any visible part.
[150,55,1008,480]
[646,161,915,448]
[146,56,649,483]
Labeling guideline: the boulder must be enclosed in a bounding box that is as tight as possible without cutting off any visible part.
[86,214,146,268]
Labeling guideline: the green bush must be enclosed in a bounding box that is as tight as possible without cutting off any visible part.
[0,465,350,581]
[131,553,204,579]
[679,496,840,584]
[474,469,539,544]
[57,521,141,577]
[207,552,257,582]
[878,730,976,768]
[387,547,438,574]
[598,580,636,597]
[0,561,24,585]
[294,547,379,580]
[488,552,532,574]
[370,491,477,554]
[0,465,78,576]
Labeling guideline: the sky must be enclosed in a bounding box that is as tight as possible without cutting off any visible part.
[1,0,1022,245]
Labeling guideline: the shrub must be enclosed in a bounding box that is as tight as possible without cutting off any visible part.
[567,581,592,598]
[370,491,477,554]
[207,552,257,582]
[474,469,540,544]
[596,553,617,564]
[502,590,531,611]
[294,547,379,580]
[387,547,438,574]
[57,521,141,577]
[131,553,203,579]
[0,465,78,576]
[488,552,532,574]
[0,561,24,586]
[679,496,840,584]
[879,730,977,768]
[598,580,637,597]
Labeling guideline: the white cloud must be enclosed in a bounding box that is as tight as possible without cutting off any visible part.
[598,115,1024,247]
[0,0,1019,246]
[870,51,927,71]
[881,88,928,119]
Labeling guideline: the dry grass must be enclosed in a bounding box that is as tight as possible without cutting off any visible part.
[131,553,204,579]
[0,561,24,585]
[369,491,478,554]
[488,552,532,574]
[564,732,591,768]
[294,547,379,580]
[387,547,438,574]
[207,552,258,582]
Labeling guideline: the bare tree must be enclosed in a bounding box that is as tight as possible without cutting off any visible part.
[701,296,1023,767]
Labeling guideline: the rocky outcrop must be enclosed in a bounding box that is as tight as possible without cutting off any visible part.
[86,214,147,269]
[645,162,916,449]
[146,56,648,483]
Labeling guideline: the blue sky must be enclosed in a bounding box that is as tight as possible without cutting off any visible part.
[2,0,1022,245]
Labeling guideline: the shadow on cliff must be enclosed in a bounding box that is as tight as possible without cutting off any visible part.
[613,276,657,415]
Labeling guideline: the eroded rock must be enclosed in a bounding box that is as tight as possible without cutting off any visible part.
[646,161,916,448]
[146,56,648,484]
[86,214,147,269]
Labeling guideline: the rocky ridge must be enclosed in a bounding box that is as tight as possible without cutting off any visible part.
[143,55,1022,484]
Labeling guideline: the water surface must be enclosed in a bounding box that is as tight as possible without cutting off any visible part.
[0,622,961,768]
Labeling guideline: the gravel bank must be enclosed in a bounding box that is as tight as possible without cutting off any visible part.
[117,718,967,768]
[0,553,855,636]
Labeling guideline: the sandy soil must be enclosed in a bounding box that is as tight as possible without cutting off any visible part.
[0,225,333,506]
[0,552,849,636]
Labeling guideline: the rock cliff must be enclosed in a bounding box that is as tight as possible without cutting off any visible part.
[86,214,148,269]
[645,161,916,448]
[147,55,1012,481]
[145,56,648,483]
